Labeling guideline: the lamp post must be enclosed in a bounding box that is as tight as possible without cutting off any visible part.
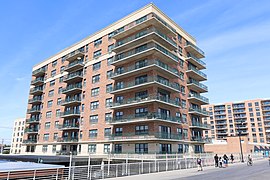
[238,122,244,163]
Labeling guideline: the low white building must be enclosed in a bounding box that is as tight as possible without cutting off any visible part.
[10,118,26,154]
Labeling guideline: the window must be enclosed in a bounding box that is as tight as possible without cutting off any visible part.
[43,134,49,141]
[115,81,124,89]
[50,80,55,86]
[106,84,113,93]
[90,115,98,124]
[108,32,114,40]
[135,143,148,153]
[48,90,54,97]
[46,111,52,118]
[256,112,261,116]
[107,57,113,66]
[93,62,101,71]
[88,144,96,153]
[135,107,148,117]
[56,109,61,117]
[90,101,99,110]
[52,60,57,67]
[57,98,62,105]
[135,91,148,99]
[183,129,188,139]
[104,128,111,137]
[58,87,62,94]
[91,87,100,97]
[114,144,122,153]
[135,75,147,85]
[116,67,124,74]
[51,69,56,77]
[181,100,186,109]
[115,127,123,136]
[92,74,100,83]
[105,113,112,122]
[108,44,114,53]
[47,100,53,108]
[53,133,58,140]
[106,98,113,107]
[45,122,50,130]
[89,129,98,139]
[107,70,113,79]
[52,145,56,153]
[60,66,65,73]
[59,76,64,83]
[255,102,259,106]
[115,111,123,120]
[135,125,148,135]
[178,144,183,153]
[179,72,184,80]
[180,86,185,94]
[94,38,102,47]
[93,49,102,58]
[104,144,110,153]
[42,145,48,153]
[136,15,147,24]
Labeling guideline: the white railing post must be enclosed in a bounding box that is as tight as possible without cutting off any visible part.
[185,157,187,169]
[87,153,91,180]
[175,153,178,169]
[141,159,144,173]
[125,156,128,175]
[33,169,36,180]
[166,153,168,171]
[149,162,150,173]
[56,168,59,180]
[107,153,110,177]
[7,171,10,180]
[154,153,157,172]
[116,164,118,177]
[68,152,72,180]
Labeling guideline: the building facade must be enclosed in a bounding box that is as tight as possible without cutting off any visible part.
[203,99,270,144]
[23,3,209,155]
[11,118,26,154]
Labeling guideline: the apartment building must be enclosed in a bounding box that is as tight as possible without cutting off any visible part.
[11,118,26,154]
[203,99,270,144]
[22,3,209,155]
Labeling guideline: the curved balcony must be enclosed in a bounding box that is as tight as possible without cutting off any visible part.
[111,59,179,80]
[28,97,43,104]
[31,77,44,86]
[184,42,205,59]
[109,132,185,142]
[187,79,208,93]
[27,107,41,114]
[32,67,46,77]
[186,66,207,81]
[63,72,83,83]
[62,84,82,94]
[65,49,85,62]
[111,95,180,109]
[65,60,84,72]
[59,124,80,131]
[60,111,80,118]
[112,76,180,94]
[109,113,182,125]
[62,98,81,106]
[188,108,209,117]
[30,87,43,95]
[112,43,179,66]
[189,122,211,130]
[188,93,209,105]
[26,118,40,124]
[185,54,206,70]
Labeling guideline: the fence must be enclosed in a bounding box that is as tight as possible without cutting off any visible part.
[0,153,264,180]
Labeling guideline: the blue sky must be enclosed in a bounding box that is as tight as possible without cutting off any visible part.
[0,0,270,142]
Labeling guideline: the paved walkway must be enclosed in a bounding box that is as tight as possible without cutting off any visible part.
[110,159,269,180]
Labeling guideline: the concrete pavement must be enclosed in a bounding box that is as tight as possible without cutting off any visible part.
[110,159,269,180]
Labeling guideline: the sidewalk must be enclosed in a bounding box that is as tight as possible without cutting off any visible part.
[109,159,266,180]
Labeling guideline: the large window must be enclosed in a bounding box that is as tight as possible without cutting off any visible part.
[90,115,98,124]
[93,49,102,58]
[135,143,148,153]
[105,113,112,122]
[92,74,100,83]
[135,107,148,117]
[104,128,111,137]
[135,125,148,135]
[90,101,99,110]
[105,98,113,107]
[88,144,96,153]
[104,144,110,153]
[135,75,147,85]
[115,127,123,136]
[106,84,113,93]
[89,129,98,139]
[91,87,100,97]
[94,38,102,47]
[114,144,122,153]
[42,145,48,153]
[115,111,123,120]
[93,62,101,71]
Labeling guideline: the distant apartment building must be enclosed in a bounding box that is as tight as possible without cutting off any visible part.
[11,118,26,154]
[22,3,209,155]
[203,99,270,143]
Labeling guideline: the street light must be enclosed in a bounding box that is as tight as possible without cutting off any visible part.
[238,122,244,163]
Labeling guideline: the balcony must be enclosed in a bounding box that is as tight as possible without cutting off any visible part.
[233,104,245,109]
[26,118,40,124]
[32,67,46,77]
[65,49,85,62]
[63,72,83,83]
[264,113,270,117]
[27,107,41,114]
[185,54,206,70]
[31,77,44,86]
[215,121,227,125]
[262,107,270,111]
[59,124,80,130]
[216,131,228,135]
[60,111,80,118]
[65,60,84,72]
[110,113,182,125]
[114,27,176,53]
[23,139,37,144]
[28,97,42,104]
[190,137,212,143]
[187,79,208,93]
[111,59,180,80]
[189,122,211,130]
[113,16,176,40]
[62,98,81,106]
[188,93,209,105]
[109,132,185,142]
[184,42,205,59]
[57,137,79,143]
[112,76,180,94]
[24,128,38,134]
[186,66,207,81]
[30,87,43,95]
[62,84,82,94]
[265,123,270,127]
[111,95,180,109]
[237,125,248,129]
[234,115,247,119]
[262,101,270,106]
[112,43,179,66]
[188,108,209,117]
[215,126,228,130]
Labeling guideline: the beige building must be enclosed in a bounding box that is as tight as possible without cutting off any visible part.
[11,118,26,154]
[203,99,270,144]
[23,3,210,155]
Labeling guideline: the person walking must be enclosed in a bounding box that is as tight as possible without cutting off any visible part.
[223,154,229,167]
[230,154,234,164]
[214,154,219,167]
[219,157,223,168]
[197,157,203,171]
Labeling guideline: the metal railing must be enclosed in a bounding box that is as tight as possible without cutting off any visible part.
[187,53,206,66]
[64,72,83,81]
[62,84,82,93]
[187,66,207,79]
[65,49,85,61]
[28,96,43,103]
[31,77,44,84]
[188,93,209,104]
[189,108,209,116]
[185,41,205,56]
[190,122,211,129]
[32,67,46,75]
[187,79,208,91]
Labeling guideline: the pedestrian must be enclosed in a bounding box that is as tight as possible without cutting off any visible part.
[230,154,234,164]
[214,154,219,167]
[197,157,203,171]
[219,157,223,168]
[223,154,229,167]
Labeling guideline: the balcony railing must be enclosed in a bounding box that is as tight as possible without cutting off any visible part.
[65,49,85,62]
[64,72,83,82]
[187,79,208,92]
[27,107,41,113]
[186,53,206,69]
[189,108,209,116]
[24,128,38,133]
[110,113,182,124]
[62,97,81,105]
[61,111,80,117]
[113,43,178,64]
[187,66,207,79]
[109,132,185,141]
[113,76,180,92]
[32,67,46,76]
[111,94,180,108]
[65,60,84,71]
[57,137,79,142]
[112,59,179,78]
[30,86,44,94]
[190,122,211,129]
[191,136,212,143]
[59,123,80,130]
[23,139,37,144]
[188,93,209,104]
[26,118,40,123]
[31,77,44,85]
[62,84,82,94]
[28,96,43,104]
[185,42,205,57]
